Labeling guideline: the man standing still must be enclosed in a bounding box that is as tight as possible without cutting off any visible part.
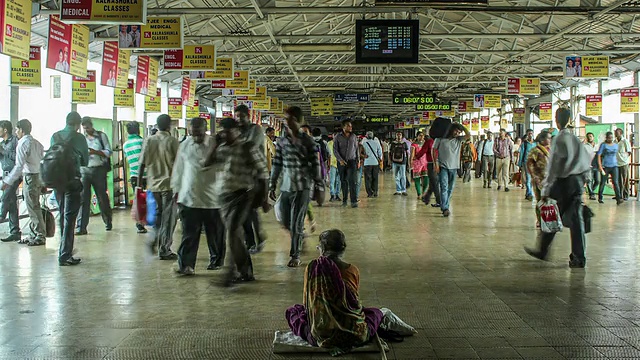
[123,122,147,233]
[494,129,513,192]
[172,118,225,275]
[327,134,341,202]
[1,120,45,245]
[76,117,113,235]
[480,132,495,188]
[583,132,599,200]
[525,108,591,268]
[519,129,536,200]
[333,120,360,207]
[615,128,632,201]
[51,112,88,266]
[138,115,180,260]
[362,131,383,197]
[0,121,20,242]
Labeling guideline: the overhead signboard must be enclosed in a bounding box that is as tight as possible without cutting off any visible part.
[334,93,371,102]
[11,46,41,87]
[212,70,249,89]
[232,80,257,96]
[60,0,146,24]
[0,0,32,60]
[186,99,199,119]
[513,108,525,123]
[564,56,609,78]
[168,97,182,119]
[118,17,183,50]
[620,88,639,113]
[181,76,196,106]
[367,116,390,123]
[114,79,135,108]
[189,57,234,80]
[416,103,451,111]
[355,19,419,64]
[101,41,129,88]
[480,116,490,129]
[474,94,502,109]
[47,15,89,77]
[135,56,158,95]
[507,78,540,96]
[310,97,334,116]
[164,45,216,71]
[252,98,271,111]
[71,70,96,104]
[539,102,553,121]
[586,94,602,117]
[145,88,161,112]
[392,93,436,105]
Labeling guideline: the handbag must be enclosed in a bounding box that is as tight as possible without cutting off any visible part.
[311,181,326,206]
[39,195,56,238]
[538,199,563,233]
[145,190,157,226]
[583,205,594,234]
[131,187,147,225]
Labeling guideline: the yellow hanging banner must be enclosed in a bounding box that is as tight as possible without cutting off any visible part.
[483,94,502,109]
[60,0,146,24]
[11,46,42,87]
[232,80,257,96]
[507,78,540,96]
[248,86,267,101]
[212,70,249,89]
[585,94,602,117]
[168,97,183,119]
[72,70,96,104]
[480,116,490,129]
[190,57,234,80]
[164,45,216,71]
[145,88,161,112]
[186,99,199,119]
[119,17,183,50]
[471,118,480,131]
[114,79,135,108]
[311,97,334,116]
[539,102,553,121]
[513,108,525,123]
[0,0,32,60]
[252,98,271,110]
[620,88,639,113]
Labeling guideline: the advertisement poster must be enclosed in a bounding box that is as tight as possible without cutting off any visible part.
[252,98,271,111]
[72,70,96,104]
[47,15,89,77]
[101,41,129,88]
[189,57,234,80]
[586,94,603,117]
[462,118,470,127]
[565,56,609,78]
[473,94,485,109]
[620,88,639,113]
[269,97,278,111]
[507,78,540,96]
[11,46,41,87]
[135,55,151,94]
[186,99,199,119]
[484,94,502,109]
[513,108,525,123]
[114,79,135,107]
[181,76,197,106]
[0,0,31,60]
[118,17,183,49]
[164,45,216,70]
[212,70,249,89]
[145,88,161,112]
[168,97,182,119]
[60,0,146,24]
[471,118,480,131]
[311,97,334,116]
[480,116,490,129]
[500,118,508,129]
[247,86,267,101]
[539,102,553,121]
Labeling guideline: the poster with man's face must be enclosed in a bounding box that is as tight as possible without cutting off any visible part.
[473,94,485,109]
[118,25,141,48]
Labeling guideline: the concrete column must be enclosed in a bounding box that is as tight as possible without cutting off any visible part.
[598,80,603,123]
[71,103,78,112]
[10,86,19,127]
[143,112,148,137]
[634,72,639,200]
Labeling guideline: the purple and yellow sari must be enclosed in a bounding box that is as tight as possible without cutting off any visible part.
[285,256,383,351]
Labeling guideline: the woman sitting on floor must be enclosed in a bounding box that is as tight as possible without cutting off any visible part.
[285,229,383,355]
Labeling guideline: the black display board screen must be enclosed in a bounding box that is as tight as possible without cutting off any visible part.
[356,20,419,64]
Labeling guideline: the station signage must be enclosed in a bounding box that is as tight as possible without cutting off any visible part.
[71,70,96,104]
[513,108,525,123]
[620,88,639,113]
[564,56,609,79]
[168,97,183,119]
[46,15,89,77]
[586,94,602,117]
[11,46,41,87]
[60,0,146,24]
[366,116,390,123]
[212,70,249,89]
[0,0,32,60]
[164,45,216,71]
[190,57,234,80]
[118,17,183,50]
[415,103,451,111]
[507,78,540,96]
[101,41,129,88]
[539,102,553,121]
[474,94,502,109]
[311,97,334,116]
[114,79,135,108]
[334,93,370,102]
[392,93,436,105]
[145,88,161,112]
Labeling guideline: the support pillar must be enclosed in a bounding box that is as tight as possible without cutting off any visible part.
[143,111,149,137]
[634,72,639,200]
[597,80,603,123]
[71,103,78,112]
[10,86,19,127]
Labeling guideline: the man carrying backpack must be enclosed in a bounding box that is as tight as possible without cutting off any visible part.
[390,131,409,196]
[45,111,89,266]
[75,117,113,235]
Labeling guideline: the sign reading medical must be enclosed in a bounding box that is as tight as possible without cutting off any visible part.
[415,103,451,111]
[539,102,552,121]
[392,93,436,105]
[564,56,609,78]
[585,94,602,117]
[334,93,370,102]
[114,79,135,107]
[474,94,502,109]
[507,78,540,96]
[164,45,216,70]
[119,17,183,50]
[513,108,525,123]
[101,41,129,88]
[72,70,96,104]
[310,97,334,116]
[0,0,32,60]
[47,15,89,77]
[11,46,41,87]
[168,97,182,119]
[190,57,233,80]
[145,88,161,112]
[60,0,146,24]
[620,88,639,113]
[366,116,390,123]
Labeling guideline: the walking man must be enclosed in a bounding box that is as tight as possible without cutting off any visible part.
[525,108,591,268]
[1,120,46,245]
[327,134,341,202]
[615,128,632,200]
[597,131,623,205]
[480,132,495,188]
[494,128,513,192]
[0,121,20,242]
[138,114,180,260]
[583,132,599,200]
[390,131,409,196]
[433,123,471,217]
[519,129,536,200]
[76,117,113,234]
[123,122,147,233]
[362,131,383,197]
[333,120,360,207]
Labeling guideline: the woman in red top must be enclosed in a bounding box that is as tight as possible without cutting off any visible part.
[410,132,429,199]
[415,134,441,207]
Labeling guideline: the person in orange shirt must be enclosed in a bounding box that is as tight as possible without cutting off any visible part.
[460,137,477,183]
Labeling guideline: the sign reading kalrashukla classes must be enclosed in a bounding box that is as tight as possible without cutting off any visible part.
[11,46,41,87]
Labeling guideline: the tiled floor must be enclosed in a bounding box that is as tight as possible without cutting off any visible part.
[0,174,639,359]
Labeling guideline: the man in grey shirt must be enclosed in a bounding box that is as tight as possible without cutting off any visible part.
[433,123,471,217]
[333,120,360,207]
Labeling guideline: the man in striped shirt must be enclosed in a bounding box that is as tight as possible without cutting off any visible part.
[123,122,147,234]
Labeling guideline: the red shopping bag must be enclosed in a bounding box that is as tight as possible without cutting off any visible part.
[131,187,147,225]
[538,200,563,233]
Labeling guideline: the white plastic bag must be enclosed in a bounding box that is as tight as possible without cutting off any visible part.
[274,194,282,224]
[538,199,563,233]
[379,308,417,336]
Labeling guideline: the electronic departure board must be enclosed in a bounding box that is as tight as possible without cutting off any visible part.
[356,20,419,64]
[366,116,390,123]
[392,93,436,105]
[416,103,452,111]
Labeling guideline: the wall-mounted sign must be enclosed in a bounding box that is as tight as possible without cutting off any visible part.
[620,88,639,113]
[507,78,540,96]
[72,70,96,104]
[539,102,553,121]
[564,56,609,78]
[114,79,135,107]
[480,115,490,129]
[189,57,234,80]
[0,0,32,60]
[145,88,161,112]
[11,46,41,87]
[416,103,451,111]
[334,93,370,102]
[310,97,334,116]
[585,94,602,117]
[101,41,129,88]
[513,108,525,123]
[392,93,435,105]
[211,70,249,89]
[118,17,183,49]
[60,0,146,24]
[168,97,183,119]
[474,94,502,109]
[47,15,89,77]
[164,45,216,70]
[367,116,390,123]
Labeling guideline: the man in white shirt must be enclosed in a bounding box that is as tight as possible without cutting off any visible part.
[583,132,599,200]
[479,131,495,188]
[1,120,46,246]
[129,25,141,48]
[525,108,592,268]
[172,118,225,275]
[119,25,133,48]
[615,128,632,200]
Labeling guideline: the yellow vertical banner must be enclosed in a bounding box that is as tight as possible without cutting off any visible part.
[585,94,602,117]
[480,116,490,129]
[145,88,161,112]
[186,99,199,119]
[513,108,525,123]
[11,46,41,87]
[620,88,639,113]
[114,79,135,108]
[471,118,480,131]
[168,97,183,119]
[148,57,159,95]
[0,0,32,60]
[539,102,553,121]
[72,70,96,104]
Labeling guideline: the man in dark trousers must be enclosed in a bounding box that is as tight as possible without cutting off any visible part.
[333,120,360,208]
[0,121,21,242]
[525,108,591,268]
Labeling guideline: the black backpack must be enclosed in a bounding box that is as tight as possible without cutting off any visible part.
[391,142,406,164]
[40,134,77,190]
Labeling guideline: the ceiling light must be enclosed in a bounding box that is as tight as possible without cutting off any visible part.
[281,43,352,51]
[613,42,639,48]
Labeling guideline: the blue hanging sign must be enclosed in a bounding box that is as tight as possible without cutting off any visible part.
[334,93,371,102]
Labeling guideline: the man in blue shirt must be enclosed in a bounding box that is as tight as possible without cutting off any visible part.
[362,131,383,197]
[518,129,536,200]
[596,131,622,204]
